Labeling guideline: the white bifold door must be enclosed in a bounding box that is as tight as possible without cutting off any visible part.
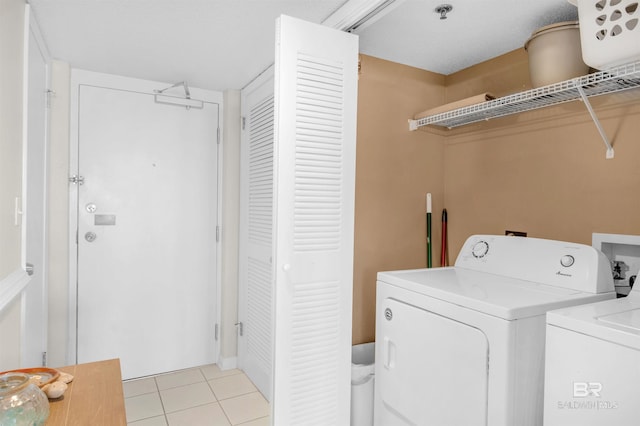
[74,79,219,380]
[239,68,275,399]
[272,16,358,425]
[239,14,359,425]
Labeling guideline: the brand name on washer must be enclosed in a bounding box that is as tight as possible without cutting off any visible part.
[556,271,573,277]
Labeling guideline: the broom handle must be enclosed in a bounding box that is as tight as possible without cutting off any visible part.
[441,209,448,267]
[426,194,432,268]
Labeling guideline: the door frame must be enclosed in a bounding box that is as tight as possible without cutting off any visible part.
[67,70,224,365]
[21,4,51,366]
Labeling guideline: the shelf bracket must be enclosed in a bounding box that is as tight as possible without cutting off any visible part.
[576,85,614,159]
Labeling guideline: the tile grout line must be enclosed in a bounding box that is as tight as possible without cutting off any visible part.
[125,365,263,425]
[218,391,269,426]
[161,400,222,416]
[154,377,170,426]
[217,389,263,403]
[202,366,235,425]
[159,368,228,421]
[236,416,269,426]
[203,368,267,425]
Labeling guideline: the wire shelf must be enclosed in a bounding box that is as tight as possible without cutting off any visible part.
[409,61,640,131]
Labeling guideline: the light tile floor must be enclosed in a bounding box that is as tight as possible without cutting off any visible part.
[123,364,270,426]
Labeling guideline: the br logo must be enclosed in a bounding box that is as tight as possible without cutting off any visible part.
[573,382,602,398]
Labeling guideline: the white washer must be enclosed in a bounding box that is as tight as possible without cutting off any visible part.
[544,280,640,426]
[374,235,615,426]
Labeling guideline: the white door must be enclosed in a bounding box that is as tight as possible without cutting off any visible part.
[272,15,359,425]
[239,68,275,400]
[76,84,219,379]
[22,5,49,367]
[376,298,489,426]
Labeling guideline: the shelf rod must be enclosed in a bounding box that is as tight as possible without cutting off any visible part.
[576,85,614,159]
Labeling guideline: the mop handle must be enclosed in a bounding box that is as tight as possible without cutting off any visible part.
[441,209,448,267]
[426,194,432,268]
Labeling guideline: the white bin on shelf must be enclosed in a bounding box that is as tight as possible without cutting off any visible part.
[351,342,375,426]
[569,0,640,69]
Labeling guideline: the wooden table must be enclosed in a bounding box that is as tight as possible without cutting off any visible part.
[47,359,126,425]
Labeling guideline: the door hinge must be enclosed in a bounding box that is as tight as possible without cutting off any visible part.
[25,263,34,276]
[235,322,244,336]
[42,351,47,366]
[215,324,219,341]
[241,116,246,130]
[69,175,85,185]
[216,225,220,242]
[45,89,55,109]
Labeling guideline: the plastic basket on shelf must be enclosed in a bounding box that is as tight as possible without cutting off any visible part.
[570,0,640,69]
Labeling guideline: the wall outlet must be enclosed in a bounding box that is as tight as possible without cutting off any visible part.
[505,230,527,237]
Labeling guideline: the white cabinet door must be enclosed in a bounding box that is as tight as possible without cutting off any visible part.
[272,15,359,425]
[239,68,275,400]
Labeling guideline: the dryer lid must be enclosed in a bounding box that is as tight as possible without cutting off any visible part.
[377,267,613,320]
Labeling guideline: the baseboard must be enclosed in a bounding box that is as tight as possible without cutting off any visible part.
[0,268,30,314]
[218,356,237,371]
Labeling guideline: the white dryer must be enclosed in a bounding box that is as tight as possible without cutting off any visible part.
[374,235,615,426]
[544,279,640,426]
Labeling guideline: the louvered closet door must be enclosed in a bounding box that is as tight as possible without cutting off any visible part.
[239,69,275,400]
[272,15,358,425]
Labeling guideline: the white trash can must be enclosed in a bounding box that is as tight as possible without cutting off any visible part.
[351,342,375,426]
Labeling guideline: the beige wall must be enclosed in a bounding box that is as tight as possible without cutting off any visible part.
[353,49,640,346]
[442,50,640,257]
[352,55,446,345]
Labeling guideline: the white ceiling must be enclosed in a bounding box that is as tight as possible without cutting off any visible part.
[29,0,578,91]
[356,0,578,75]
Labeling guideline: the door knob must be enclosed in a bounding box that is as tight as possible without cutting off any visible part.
[85,232,97,242]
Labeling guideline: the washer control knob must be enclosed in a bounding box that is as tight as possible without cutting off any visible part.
[560,255,575,268]
[472,241,489,258]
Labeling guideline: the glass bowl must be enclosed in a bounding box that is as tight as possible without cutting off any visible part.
[0,372,50,425]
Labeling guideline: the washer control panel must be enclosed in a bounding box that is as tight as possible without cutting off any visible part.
[455,235,614,293]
